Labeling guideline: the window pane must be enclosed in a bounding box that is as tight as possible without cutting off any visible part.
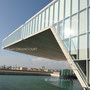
[30,20,33,34]
[32,20,34,34]
[80,0,87,10]
[54,24,58,33]
[54,1,58,24]
[38,14,41,31]
[24,25,26,38]
[49,5,53,26]
[89,33,90,58]
[80,10,87,34]
[21,26,24,39]
[72,0,78,14]
[30,21,32,34]
[45,8,49,27]
[31,20,34,34]
[34,17,36,33]
[79,35,87,59]
[41,11,45,30]
[89,9,90,31]
[34,18,36,33]
[63,38,70,51]
[64,18,70,38]
[71,37,78,59]
[26,23,28,36]
[27,23,29,36]
[35,16,38,33]
[71,15,78,36]
[28,21,31,35]
[23,25,25,38]
[65,0,70,18]
[32,19,35,34]
[59,0,64,21]
[59,23,63,39]
[24,24,26,38]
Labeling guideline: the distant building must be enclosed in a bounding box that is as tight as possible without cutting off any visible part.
[16,67,27,71]
[44,69,49,72]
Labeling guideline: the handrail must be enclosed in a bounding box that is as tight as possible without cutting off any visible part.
[76,62,86,82]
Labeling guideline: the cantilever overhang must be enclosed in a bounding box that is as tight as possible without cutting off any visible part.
[3,27,66,61]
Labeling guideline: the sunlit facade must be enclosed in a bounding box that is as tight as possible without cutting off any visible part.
[2,0,90,89]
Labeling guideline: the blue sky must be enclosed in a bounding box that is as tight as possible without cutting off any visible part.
[0,0,70,69]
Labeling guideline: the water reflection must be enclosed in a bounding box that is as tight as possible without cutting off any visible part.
[45,77,83,90]
[59,79,73,90]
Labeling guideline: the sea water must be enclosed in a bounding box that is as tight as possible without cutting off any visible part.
[0,75,83,90]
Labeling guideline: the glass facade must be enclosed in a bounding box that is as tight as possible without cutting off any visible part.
[2,0,90,87]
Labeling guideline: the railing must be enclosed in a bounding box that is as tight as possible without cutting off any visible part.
[75,62,87,83]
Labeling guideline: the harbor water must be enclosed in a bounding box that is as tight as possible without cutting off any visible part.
[0,75,83,90]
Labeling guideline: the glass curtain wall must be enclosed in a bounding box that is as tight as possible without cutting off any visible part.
[52,0,88,85]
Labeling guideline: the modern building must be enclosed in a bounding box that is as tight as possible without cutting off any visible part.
[2,0,90,89]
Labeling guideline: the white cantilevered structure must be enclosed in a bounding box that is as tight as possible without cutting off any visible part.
[2,0,90,89]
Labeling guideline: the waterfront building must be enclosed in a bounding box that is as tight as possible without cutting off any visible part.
[2,0,90,89]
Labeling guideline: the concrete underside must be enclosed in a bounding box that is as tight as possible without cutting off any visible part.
[5,29,66,60]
